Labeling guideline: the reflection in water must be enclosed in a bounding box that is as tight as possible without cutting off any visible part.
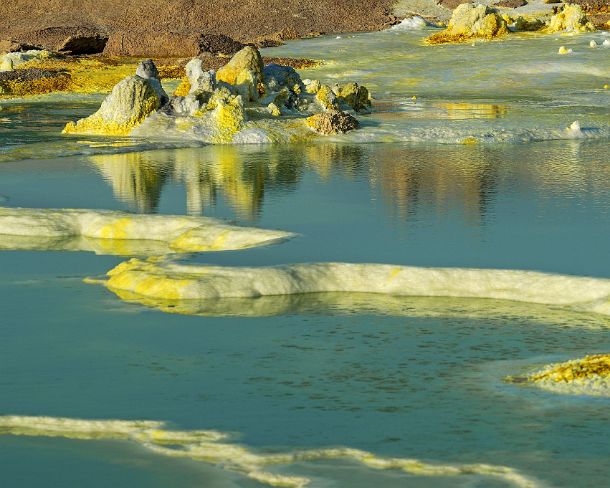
[107,286,610,328]
[90,152,170,213]
[436,103,508,120]
[88,141,608,227]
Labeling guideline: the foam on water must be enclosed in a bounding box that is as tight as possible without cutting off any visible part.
[389,16,430,31]
[0,207,294,255]
[95,259,610,316]
[0,415,542,487]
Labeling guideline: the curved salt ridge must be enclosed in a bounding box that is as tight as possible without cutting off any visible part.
[0,415,541,487]
[100,259,610,316]
[0,207,294,255]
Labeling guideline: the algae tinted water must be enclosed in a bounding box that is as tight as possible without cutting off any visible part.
[1,27,610,487]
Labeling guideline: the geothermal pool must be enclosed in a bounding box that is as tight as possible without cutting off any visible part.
[1,26,610,487]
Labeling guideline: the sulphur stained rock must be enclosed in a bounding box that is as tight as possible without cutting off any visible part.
[426,4,508,44]
[263,63,304,94]
[547,4,595,32]
[165,58,216,116]
[135,59,168,105]
[216,46,264,102]
[185,58,216,95]
[508,354,610,396]
[306,111,360,135]
[0,207,294,255]
[304,79,321,94]
[63,76,159,135]
[62,61,165,136]
[204,86,245,142]
[315,84,339,111]
[332,82,371,112]
[511,16,545,31]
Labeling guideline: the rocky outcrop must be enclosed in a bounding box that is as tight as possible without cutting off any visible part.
[0,40,39,53]
[103,31,244,57]
[7,26,108,55]
[0,0,397,55]
[547,4,595,32]
[426,4,508,43]
[306,111,360,135]
[199,34,244,56]
[216,46,264,102]
[62,47,370,142]
[63,64,162,135]
[332,83,371,113]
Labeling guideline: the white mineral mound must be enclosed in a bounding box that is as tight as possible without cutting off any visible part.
[0,207,294,255]
[98,259,610,317]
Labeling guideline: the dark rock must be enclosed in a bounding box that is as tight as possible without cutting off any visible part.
[12,26,108,54]
[0,68,65,82]
[0,39,39,53]
[437,0,472,10]
[306,110,360,135]
[199,34,244,56]
[494,0,527,7]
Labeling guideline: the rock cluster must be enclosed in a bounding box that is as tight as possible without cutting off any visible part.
[426,4,508,44]
[63,46,370,142]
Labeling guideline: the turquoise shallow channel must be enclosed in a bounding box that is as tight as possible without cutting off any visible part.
[1,25,610,488]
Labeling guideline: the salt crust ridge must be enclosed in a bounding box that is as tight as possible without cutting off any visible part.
[97,259,610,316]
[0,415,542,487]
[0,207,294,255]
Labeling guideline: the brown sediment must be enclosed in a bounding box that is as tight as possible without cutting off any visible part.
[0,0,398,58]
[0,68,71,96]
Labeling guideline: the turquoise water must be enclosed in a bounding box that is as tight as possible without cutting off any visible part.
[1,27,610,487]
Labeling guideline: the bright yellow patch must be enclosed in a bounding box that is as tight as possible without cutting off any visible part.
[173,77,191,97]
[98,218,132,240]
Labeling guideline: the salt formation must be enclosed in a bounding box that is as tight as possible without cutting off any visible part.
[0,207,294,255]
[426,4,508,44]
[0,49,51,72]
[95,259,610,317]
[63,68,164,135]
[63,47,371,142]
[507,354,610,396]
[547,4,595,33]
[0,415,542,487]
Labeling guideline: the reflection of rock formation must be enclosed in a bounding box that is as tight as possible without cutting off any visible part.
[370,146,499,225]
[173,146,300,220]
[89,152,170,213]
[436,102,508,120]
[88,140,607,227]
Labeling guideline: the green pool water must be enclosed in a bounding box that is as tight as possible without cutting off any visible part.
[0,26,609,487]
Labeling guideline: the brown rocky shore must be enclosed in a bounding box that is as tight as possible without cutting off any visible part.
[0,0,399,57]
